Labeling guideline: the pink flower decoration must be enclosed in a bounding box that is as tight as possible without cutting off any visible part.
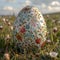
[20,26,26,33]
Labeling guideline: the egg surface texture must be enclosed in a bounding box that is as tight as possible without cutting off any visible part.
[13,6,47,48]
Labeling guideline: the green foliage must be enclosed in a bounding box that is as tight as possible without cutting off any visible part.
[0,13,60,60]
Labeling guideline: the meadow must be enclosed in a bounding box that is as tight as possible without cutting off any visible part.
[0,13,60,60]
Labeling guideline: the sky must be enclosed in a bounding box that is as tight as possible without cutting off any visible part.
[0,0,60,15]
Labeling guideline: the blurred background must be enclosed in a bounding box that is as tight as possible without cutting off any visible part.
[0,0,60,15]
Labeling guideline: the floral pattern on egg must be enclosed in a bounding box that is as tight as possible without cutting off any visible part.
[13,6,47,48]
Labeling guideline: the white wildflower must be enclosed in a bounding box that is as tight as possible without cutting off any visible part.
[53,27,58,33]
[4,53,10,60]
[52,19,55,23]
[2,18,6,22]
[47,39,51,43]
[10,26,13,30]
[0,25,3,30]
[49,52,58,58]
[6,19,9,23]
[46,15,50,18]
[45,52,49,55]
[8,22,11,26]
[5,34,11,40]
[58,20,60,24]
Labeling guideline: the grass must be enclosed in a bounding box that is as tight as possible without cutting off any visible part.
[0,13,60,60]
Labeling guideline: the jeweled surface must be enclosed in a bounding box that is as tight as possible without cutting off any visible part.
[13,6,47,48]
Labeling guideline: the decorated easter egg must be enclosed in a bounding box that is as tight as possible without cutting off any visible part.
[13,6,47,52]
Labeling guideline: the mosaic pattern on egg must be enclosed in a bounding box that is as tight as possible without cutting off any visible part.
[13,6,47,48]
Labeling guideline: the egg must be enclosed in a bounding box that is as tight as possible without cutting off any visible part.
[13,6,47,52]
